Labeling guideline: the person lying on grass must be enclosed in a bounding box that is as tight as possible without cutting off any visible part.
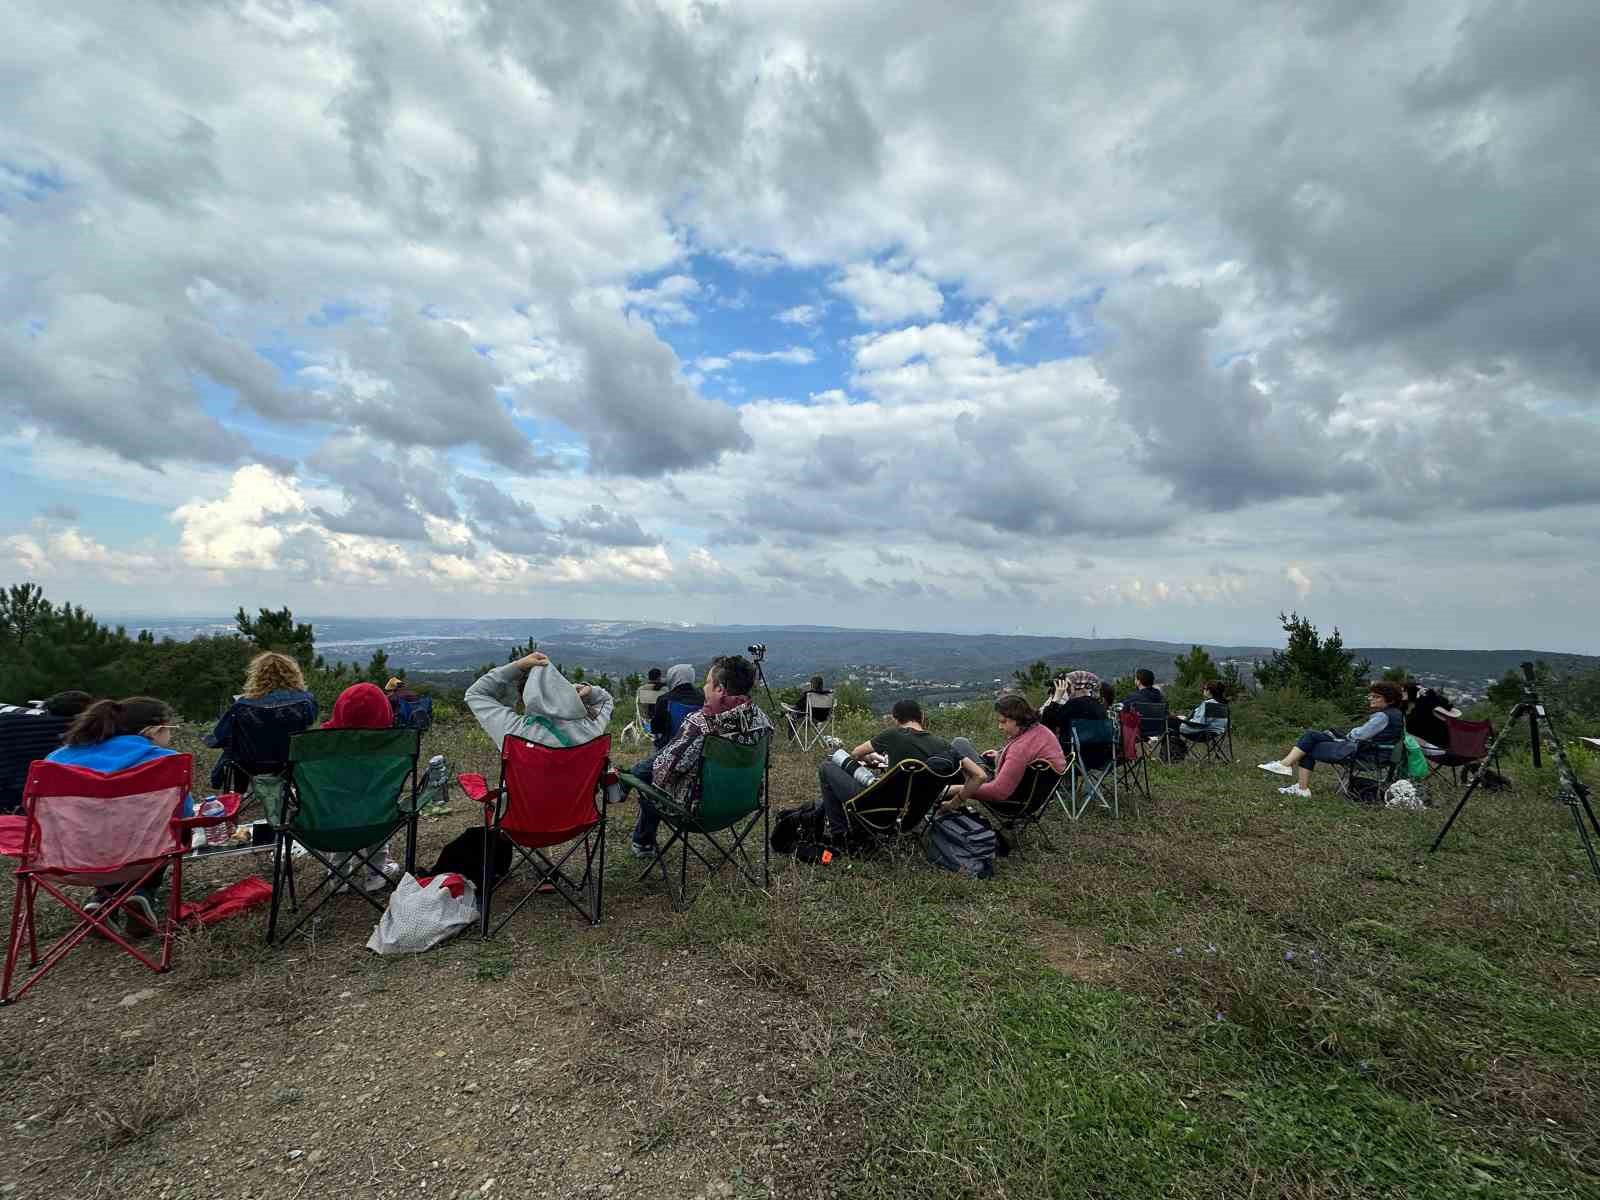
[1258,681,1405,798]
[943,694,1066,809]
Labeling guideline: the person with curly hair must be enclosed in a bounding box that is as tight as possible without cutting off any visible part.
[204,652,318,789]
[1258,681,1406,798]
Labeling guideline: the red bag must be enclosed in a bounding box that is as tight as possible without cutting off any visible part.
[175,875,273,926]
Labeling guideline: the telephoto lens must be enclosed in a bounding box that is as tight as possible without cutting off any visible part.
[830,748,878,788]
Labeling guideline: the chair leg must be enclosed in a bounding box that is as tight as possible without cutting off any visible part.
[480,825,493,939]
[266,834,286,945]
[2,875,30,1003]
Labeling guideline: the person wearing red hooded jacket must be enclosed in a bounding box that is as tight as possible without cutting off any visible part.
[319,682,399,889]
[322,683,395,730]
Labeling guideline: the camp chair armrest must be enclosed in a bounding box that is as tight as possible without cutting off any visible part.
[620,772,693,823]
[174,791,243,831]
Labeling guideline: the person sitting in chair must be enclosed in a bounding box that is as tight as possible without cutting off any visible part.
[0,690,92,814]
[1040,670,1115,769]
[1170,680,1230,737]
[629,655,771,859]
[815,699,953,847]
[1258,681,1405,798]
[946,694,1066,808]
[322,683,395,729]
[785,675,832,723]
[204,652,318,789]
[649,664,704,749]
[464,651,614,751]
[1402,680,1460,750]
[1121,668,1164,709]
[45,696,191,934]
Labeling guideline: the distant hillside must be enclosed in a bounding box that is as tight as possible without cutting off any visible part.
[114,616,1600,710]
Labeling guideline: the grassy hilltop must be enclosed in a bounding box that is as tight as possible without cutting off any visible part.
[4,698,1598,1200]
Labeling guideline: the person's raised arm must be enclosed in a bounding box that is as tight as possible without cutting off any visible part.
[465,658,540,750]
[585,684,615,727]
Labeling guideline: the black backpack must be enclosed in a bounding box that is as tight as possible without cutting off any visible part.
[425,827,512,892]
[926,811,996,879]
[771,803,826,856]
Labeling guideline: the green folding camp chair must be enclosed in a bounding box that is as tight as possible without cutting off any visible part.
[266,727,421,944]
[622,734,769,909]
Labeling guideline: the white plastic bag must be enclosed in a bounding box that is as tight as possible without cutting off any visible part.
[366,872,477,955]
[1384,779,1425,811]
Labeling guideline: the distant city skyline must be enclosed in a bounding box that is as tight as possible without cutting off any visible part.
[5,3,1599,655]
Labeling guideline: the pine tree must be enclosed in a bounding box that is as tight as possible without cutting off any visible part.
[1253,612,1370,706]
[235,605,316,666]
[1172,645,1220,691]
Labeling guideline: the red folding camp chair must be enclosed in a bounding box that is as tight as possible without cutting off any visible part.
[1,754,227,1004]
[1425,713,1497,788]
[1115,708,1149,812]
[456,734,611,935]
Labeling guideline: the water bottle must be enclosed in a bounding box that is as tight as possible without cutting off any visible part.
[418,755,448,807]
[830,748,878,789]
[200,797,230,847]
[602,769,623,808]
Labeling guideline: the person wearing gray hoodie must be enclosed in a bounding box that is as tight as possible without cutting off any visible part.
[465,651,615,752]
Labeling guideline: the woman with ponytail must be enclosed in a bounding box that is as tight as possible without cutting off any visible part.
[46,696,192,931]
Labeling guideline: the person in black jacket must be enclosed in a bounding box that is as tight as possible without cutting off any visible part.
[0,691,93,813]
[1121,668,1164,709]
[1040,671,1112,768]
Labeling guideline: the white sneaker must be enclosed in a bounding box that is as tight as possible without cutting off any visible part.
[1277,784,1312,798]
[1258,761,1293,777]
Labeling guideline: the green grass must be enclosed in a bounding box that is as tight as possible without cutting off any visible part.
[37,703,1588,1198]
[674,703,1600,1199]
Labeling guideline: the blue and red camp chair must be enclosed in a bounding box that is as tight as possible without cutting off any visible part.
[2,754,236,1004]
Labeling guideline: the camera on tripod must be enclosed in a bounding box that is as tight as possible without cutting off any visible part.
[747,643,767,661]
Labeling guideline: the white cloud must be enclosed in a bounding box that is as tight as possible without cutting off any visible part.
[775,304,822,327]
[6,0,1600,649]
[831,261,944,325]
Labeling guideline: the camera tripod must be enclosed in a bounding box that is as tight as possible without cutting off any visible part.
[1429,662,1600,884]
[747,644,781,715]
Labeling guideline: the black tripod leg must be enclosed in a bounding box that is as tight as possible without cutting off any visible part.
[1430,704,1527,854]
[1567,797,1600,884]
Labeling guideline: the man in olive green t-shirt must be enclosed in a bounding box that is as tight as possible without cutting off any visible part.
[818,699,952,845]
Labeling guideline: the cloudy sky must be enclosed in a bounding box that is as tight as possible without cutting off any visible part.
[3,1,1598,651]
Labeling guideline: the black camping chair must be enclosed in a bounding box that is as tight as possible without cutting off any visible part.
[976,759,1068,853]
[1179,701,1234,765]
[843,758,962,849]
[1336,738,1405,806]
[213,698,317,798]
